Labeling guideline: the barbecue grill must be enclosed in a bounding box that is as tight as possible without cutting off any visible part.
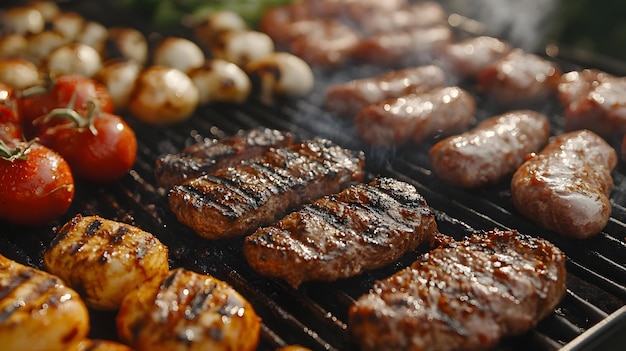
[1,1,625,350]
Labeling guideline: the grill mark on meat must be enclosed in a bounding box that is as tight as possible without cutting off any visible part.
[154,127,294,188]
[348,229,567,351]
[169,138,365,239]
[243,177,438,288]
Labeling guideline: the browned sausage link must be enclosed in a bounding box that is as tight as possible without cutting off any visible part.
[429,110,550,188]
[287,19,362,67]
[439,35,512,79]
[350,25,453,68]
[563,76,626,137]
[355,86,476,146]
[476,49,562,107]
[324,64,446,118]
[348,229,567,351]
[511,130,617,239]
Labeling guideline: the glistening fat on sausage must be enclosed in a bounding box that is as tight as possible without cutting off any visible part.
[429,110,550,188]
[510,129,617,239]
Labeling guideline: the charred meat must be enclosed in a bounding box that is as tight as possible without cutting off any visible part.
[168,138,365,239]
[243,177,438,288]
[349,229,567,351]
[154,127,294,188]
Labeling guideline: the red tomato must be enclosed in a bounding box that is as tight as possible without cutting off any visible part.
[17,75,114,138]
[40,109,138,183]
[0,83,22,142]
[0,140,75,226]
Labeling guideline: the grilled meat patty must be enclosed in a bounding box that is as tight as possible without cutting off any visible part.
[349,229,567,351]
[511,129,617,239]
[168,138,365,239]
[154,127,294,188]
[243,177,438,288]
[117,268,261,351]
[0,254,90,351]
[43,214,170,310]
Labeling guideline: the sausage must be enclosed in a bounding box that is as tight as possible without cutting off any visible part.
[563,76,626,137]
[324,64,446,118]
[429,110,550,188]
[439,35,512,79]
[355,86,476,146]
[351,25,453,67]
[511,130,617,239]
[477,49,562,107]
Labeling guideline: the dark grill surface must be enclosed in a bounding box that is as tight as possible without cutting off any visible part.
[1,2,626,350]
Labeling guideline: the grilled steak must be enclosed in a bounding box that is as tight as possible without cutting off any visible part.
[154,127,294,188]
[429,110,550,188]
[511,129,617,239]
[43,214,170,310]
[0,254,90,351]
[168,138,365,239]
[243,177,439,288]
[117,268,261,351]
[349,229,567,351]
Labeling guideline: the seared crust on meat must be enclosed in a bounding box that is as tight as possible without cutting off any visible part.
[168,138,365,239]
[116,268,261,351]
[429,110,550,188]
[0,254,90,351]
[511,130,617,239]
[243,177,438,288]
[43,214,170,310]
[154,127,294,188]
[349,229,567,351]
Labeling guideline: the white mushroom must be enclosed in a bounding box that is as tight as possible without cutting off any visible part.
[246,52,315,104]
[211,29,274,68]
[76,21,108,55]
[94,59,142,111]
[152,37,205,73]
[26,0,61,22]
[25,30,67,65]
[0,34,27,59]
[188,58,251,105]
[128,65,199,124]
[194,10,247,46]
[106,27,148,65]
[50,11,85,41]
[43,42,102,77]
[0,58,41,90]
[1,6,45,35]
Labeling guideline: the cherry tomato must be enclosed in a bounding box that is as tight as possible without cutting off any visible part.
[0,82,22,141]
[17,74,114,138]
[0,139,75,226]
[39,105,137,183]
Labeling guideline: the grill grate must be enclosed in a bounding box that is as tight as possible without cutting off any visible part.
[1,2,626,350]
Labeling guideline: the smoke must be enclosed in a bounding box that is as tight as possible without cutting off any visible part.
[443,0,561,52]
